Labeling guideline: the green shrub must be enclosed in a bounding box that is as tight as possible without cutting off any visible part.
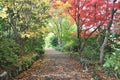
[82,36,99,60]
[62,34,78,52]
[63,40,77,51]
[103,50,120,73]
[18,53,37,70]
[24,36,45,53]
[82,45,99,60]
[35,48,45,54]
[0,38,19,68]
[21,58,34,70]
[102,33,120,78]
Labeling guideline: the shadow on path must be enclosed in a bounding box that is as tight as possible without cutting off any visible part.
[13,48,93,80]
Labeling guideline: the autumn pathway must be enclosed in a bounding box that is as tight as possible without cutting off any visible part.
[13,48,93,80]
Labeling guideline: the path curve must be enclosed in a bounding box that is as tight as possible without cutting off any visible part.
[13,48,93,80]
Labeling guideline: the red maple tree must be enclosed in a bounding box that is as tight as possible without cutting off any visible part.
[60,0,120,63]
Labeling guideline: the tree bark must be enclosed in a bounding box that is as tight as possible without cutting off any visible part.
[99,30,109,64]
[77,14,81,53]
[99,7,117,64]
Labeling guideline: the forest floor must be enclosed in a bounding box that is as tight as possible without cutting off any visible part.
[13,48,93,80]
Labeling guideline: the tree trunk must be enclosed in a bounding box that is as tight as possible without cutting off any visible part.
[99,30,109,64]
[77,14,81,53]
[11,23,19,41]
[79,42,85,56]
[99,7,117,64]
[7,7,20,41]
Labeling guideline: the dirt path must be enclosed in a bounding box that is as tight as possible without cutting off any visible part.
[13,48,93,80]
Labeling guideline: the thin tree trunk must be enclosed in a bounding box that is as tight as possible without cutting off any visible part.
[99,7,117,64]
[11,23,19,41]
[77,14,81,53]
[79,42,85,55]
[7,7,20,41]
[99,30,109,64]
[96,30,102,48]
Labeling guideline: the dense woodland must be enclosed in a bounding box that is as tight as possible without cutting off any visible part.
[0,0,120,79]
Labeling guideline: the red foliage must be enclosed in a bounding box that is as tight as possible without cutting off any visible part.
[52,0,120,37]
[82,30,98,37]
[115,2,120,9]
[60,0,120,37]
[71,30,98,38]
